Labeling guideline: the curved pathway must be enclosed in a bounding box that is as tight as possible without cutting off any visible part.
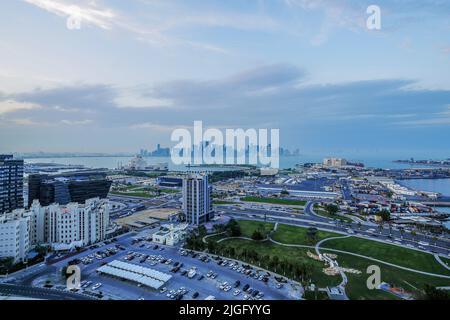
[315,235,351,289]
[434,254,450,272]
[202,231,226,244]
[269,238,450,279]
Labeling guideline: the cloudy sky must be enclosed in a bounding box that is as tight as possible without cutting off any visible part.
[0,0,449,159]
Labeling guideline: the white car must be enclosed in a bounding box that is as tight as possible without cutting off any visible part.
[92,283,102,290]
[233,290,241,296]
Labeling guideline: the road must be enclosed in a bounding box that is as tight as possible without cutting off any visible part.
[216,201,450,258]
[0,284,94,300]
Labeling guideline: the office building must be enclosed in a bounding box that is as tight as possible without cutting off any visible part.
[0,155,24,214]
[182,174,213,225]
[28,171,112,207]
[157,176,183,188]
[0,209,30,263]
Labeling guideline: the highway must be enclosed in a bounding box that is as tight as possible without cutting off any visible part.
[216,201,450,258]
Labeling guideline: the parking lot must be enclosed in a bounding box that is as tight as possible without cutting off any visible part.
[41,232,302,300]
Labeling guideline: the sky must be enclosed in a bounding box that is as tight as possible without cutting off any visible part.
[0,0,449,160]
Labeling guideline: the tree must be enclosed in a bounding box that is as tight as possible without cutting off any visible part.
[226,219,241,237]
[34,244,49,257]
[306,227,318,244]
[399,227,405,239]
[0,257,15,274]
[325,204,339,216]
[198,225,207,237]
[269,256,279,272]
[432,236,438,246]
[378,210,391,222]
[251,229,265,241]
[378,224,384,235]
[421,285,450,300]
[206,240,216,254]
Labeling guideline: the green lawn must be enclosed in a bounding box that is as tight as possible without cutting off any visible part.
[313,206,353,223]
[215,238,341,288]
[206,220,450,299]
[160,188,180,193]
[213,236,450,299]
[240,197,306,206]
[322,249,450,300]
[213,200,236,205]
[237,220,274,238]
[110,191,155,198]
[323,237,450,276]
[272,224,340,245]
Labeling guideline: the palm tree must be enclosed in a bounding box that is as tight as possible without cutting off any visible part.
[411,230,417,242]
[399,227,405,239]
[432,236,438,246]
[378,223,383,235]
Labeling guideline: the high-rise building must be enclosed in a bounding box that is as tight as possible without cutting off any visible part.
[0,209,30,263]
[182,174,213,225]
[28,170,112,207]
[0,155,24,214]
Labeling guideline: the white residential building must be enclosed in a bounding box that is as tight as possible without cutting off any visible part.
[152,223,188,246]
[182,174,213,225]
[28,197,110,250]
[0,210,31,263]
[323,158,348,167]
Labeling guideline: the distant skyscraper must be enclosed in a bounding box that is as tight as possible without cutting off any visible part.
[182,174,213,225]
[0,155,24,214]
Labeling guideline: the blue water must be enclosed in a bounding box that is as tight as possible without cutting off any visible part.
[397,179,450,197]
[24,156,424,170]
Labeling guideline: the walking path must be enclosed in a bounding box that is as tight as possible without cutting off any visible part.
[202,231,226,244]
[269,238,450,279]
[315,235,351,290]
[434,254,450,271]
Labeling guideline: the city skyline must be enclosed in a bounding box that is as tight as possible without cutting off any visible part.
[0,0,450,159]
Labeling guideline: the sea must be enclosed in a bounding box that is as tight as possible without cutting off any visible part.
[23,155,434,171]
[397,179,450,229]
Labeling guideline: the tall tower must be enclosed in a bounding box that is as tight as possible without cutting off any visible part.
[182,174,213,225]
[0,155,24,214]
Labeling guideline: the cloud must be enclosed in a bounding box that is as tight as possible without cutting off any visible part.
[60,119,93,125]
[2,63,450,154]
[22,0,271,54]
[0,100,42,114]
[3,64,450,134]
[24,0,116,29]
